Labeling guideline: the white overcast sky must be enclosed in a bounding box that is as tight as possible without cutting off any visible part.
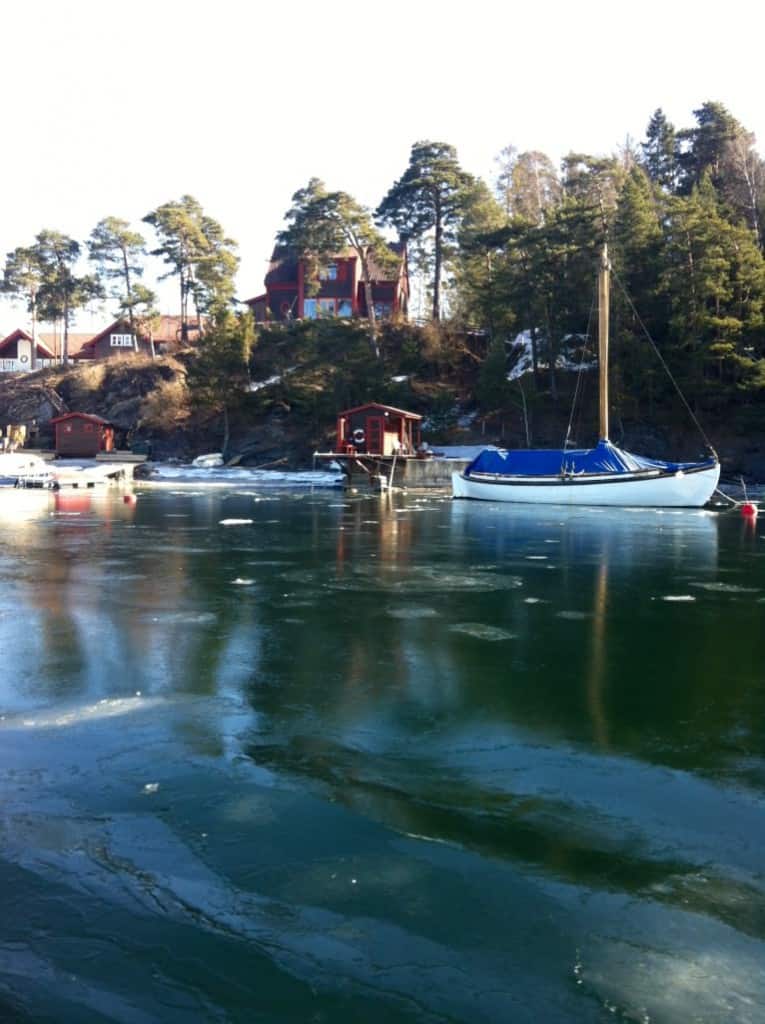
[2,0,763,330]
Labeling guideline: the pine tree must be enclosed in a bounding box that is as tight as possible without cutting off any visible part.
[1,246,45,358]
[33,231,102,364]
[88,217,157,349]
[641,109,679,192]
[143,196,238,342]
[186,310,254,459]
[376,141,475,321]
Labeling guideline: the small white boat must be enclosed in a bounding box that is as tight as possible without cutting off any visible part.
[0,452,56,489]
[452,247,720,508]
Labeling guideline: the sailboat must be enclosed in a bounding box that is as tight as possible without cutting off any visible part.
[452,246,720,507]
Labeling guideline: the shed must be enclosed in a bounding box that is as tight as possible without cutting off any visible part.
[50,413,115,457]
[336,403,422,456]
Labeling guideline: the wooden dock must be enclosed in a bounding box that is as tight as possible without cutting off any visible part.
[52,464,128,489]
[313,450,469,489]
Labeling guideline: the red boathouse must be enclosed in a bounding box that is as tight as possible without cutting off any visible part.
[336,403,422,456]
[50,413,115,457]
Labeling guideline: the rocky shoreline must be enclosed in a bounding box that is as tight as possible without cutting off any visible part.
[1,356,763,485]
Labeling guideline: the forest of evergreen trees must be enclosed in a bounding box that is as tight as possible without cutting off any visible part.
[259,100,765,434]
[436,102,765,417]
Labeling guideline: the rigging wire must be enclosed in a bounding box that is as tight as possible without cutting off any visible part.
[561,289,597,457]
[610,268,718,457]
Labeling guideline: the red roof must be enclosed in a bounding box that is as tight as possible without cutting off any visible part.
[339,402,421,420]
[50,412,112,426]
[0,328,56,358]
[39,332,94,358]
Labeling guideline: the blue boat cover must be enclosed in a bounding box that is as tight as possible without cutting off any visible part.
[463,441,714,478]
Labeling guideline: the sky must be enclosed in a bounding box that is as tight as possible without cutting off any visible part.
[2,0,763,331]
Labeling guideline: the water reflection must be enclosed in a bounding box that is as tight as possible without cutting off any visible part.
[1,489,765,1022]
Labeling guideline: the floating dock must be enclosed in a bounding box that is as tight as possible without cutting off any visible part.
[314,451,469,490]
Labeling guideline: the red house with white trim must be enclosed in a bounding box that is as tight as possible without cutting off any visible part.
[0,329,56,373]
[246,244,409,323]
[73,319,154,361]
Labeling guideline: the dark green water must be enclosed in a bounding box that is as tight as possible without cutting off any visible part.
[1,485,764,1023]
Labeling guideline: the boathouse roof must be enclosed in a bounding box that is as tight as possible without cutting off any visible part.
[50,412,112,426]
[338,402,422,421]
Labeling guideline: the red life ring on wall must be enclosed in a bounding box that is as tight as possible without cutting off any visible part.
[352,428,365,446]
[19,354,29,363]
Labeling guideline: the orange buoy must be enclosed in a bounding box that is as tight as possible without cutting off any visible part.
[741,502,758,517]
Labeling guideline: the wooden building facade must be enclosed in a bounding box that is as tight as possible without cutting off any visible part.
[336,403,422,456]
[74,320,154,361]
[50,413,115,457]
[246,245,409,324]
[0,329,56,373]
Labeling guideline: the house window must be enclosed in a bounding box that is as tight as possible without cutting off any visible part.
[303,297,351,318]
[319,264,338,281]
[373,302,392,319]
[110,333,135,347]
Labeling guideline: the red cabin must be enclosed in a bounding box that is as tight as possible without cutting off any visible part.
[336,403,421,456]
[50,413,115,458]
[245,245,409,323]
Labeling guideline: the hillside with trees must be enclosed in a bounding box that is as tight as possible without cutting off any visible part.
[2,102,765,476]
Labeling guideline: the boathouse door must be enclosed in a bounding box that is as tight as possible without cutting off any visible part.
[366,416,384,454]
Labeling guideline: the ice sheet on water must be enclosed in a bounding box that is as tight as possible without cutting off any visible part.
[386,606,440,619]
[219,518,254,526]
[0,696,164,731]
[144,465,344,488]
[231,578,255,586]
[556,611,590,620]
[689,582,761,593]
[142,611,218,626]
[449,623,517,641]
[323,565,524,594]
[661,595,697,602]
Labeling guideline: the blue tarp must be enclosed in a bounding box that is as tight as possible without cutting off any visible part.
[464,441,714,478]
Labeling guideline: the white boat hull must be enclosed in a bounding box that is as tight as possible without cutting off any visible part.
[452,462,720,508]
[0,453,55,489]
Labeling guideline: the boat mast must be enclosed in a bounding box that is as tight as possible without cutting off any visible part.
[598,244,610,443]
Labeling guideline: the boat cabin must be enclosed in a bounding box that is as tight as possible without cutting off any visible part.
[50,413,115,457]
[336,403,422,456]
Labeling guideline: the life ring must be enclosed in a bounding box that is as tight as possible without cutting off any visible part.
[19,354,29,364]
[352,428,365,446]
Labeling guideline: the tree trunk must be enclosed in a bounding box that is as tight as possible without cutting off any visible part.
[433,198,443,321]
[123,247,138,351]
[63,288,70,366]
[30,294,37,370]
[360,250,379,358]
[222,404,230,461]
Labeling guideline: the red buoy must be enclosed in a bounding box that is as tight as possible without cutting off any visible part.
[741,502,758,517]
[123,494,137,506]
